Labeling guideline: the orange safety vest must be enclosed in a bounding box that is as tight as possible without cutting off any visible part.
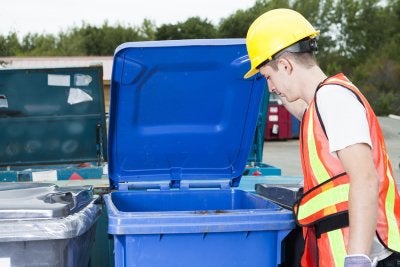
[293,73,400,267]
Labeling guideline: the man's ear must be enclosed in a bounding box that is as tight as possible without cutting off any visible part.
[278,57,293,74]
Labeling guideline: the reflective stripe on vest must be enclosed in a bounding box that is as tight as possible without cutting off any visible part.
[306,104,330,184]
[296,183,349,223]
[385,160,400,248]
[327,229,347,267]
[295,102,349,226]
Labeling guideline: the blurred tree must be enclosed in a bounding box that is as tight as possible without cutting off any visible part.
[155,17,217,40]
[73,22,143,55]
[55,30,87,56]
[0,32,21,56]
[218,0,290,38]
[328,0,394,73]
[352,33,400,115]
[20,33,58,56]
[140,19,156,40]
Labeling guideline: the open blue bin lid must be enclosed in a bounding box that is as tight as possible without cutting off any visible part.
[108,39,265,189]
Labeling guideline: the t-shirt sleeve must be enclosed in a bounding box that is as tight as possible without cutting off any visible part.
[316,85,372,153]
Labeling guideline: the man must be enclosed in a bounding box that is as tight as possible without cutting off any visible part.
[244,8,400,267]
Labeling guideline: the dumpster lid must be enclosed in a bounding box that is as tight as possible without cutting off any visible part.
[0,182,94,219]
[108,39,265,189]
[0,66,107,167]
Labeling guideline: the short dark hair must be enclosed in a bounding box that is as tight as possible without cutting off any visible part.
[268,52,318,70]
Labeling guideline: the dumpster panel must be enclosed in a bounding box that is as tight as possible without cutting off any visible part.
[0,66,107,166]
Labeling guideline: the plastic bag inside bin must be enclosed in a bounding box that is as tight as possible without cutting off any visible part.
[0,182,101,242]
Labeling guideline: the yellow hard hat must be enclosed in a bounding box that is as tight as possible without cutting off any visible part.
[244,9,319,78]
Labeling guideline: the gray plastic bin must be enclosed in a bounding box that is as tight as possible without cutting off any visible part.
[0,183,101,267]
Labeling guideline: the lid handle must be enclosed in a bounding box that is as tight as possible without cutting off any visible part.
[118,181,171,191]
[180,179,231,190]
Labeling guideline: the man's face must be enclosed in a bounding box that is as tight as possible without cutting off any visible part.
[259,62,295,102]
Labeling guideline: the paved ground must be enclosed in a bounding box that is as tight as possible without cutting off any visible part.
[263,116,400,183]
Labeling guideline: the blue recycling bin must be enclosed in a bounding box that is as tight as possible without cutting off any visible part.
[104,39,295,267]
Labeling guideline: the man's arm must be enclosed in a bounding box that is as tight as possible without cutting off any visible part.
[279,96,307,120]
[337,143,379,255]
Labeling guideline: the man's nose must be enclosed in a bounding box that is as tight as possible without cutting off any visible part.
[267,79,275,92]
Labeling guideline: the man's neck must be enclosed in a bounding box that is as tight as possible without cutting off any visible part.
[298,66,327,104]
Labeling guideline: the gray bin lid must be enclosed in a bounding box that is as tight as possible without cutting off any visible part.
[0,182,94,219]
[0,182,101,242]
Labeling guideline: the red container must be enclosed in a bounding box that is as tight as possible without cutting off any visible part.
[264,103,292,140]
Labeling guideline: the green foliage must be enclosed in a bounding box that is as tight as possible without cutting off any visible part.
[64,22,144,55]
[218,9,256,38]
[20,33,58,56]
[352,33,400,115]
[0,32,21,56]
[55,31,86,56]
[155,17,217,40]
[140,19,156,40]
[218,0,290,38]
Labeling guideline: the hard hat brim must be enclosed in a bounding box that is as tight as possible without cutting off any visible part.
[244,68,258,79]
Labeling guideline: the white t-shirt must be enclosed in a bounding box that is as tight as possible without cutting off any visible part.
[316,84,372,153]
[316,84,391,261]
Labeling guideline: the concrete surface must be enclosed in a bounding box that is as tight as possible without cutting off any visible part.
[263,116,400,183]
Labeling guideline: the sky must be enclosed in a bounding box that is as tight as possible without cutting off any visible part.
[1,0,256,38]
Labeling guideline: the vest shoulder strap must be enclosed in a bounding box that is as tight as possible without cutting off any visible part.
[314,82,365,139]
